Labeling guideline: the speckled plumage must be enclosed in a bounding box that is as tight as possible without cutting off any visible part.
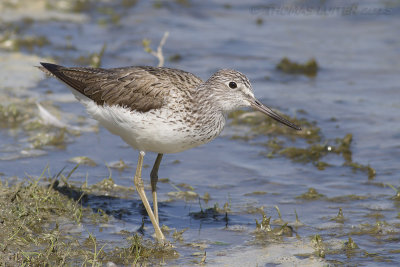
[40,63,282,153]
[39,62,300,241]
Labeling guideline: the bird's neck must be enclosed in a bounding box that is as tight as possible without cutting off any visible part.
[193,83,223,113]
[189,85,226,132]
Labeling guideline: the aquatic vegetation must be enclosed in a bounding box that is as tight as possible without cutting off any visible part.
[228,110,321,142]
[228,110,376,179]
[45,0,92,13]
[276,57,319,77]
[121,0,138,8]
[279,144,327,163]
[253,212,294,244]
[0,102,30,127]
[0,1,396,264]
[0,100,72,154]
[296,188,325,200]
[202,192,211,204]
[331,208,346,223]
[169,53,182,62]
[344,237,359,250]
[388,184,400,201]
[310,234,326,258]
[75,43,107,68]
[172,228,187,242]
[167,187,198,201]
[244,191,267,196]
[327,194,369,203]
[108,159,129,171]
[69,156,97,166]
[177,183,194,191]
[97,6,122,25]
[255,213,272,231]
[153,0,163,9]
[0,166,177,266]
[345,161,376,180]
[105,234,178,265]
[0,35,50,52]
[189,202,229,220]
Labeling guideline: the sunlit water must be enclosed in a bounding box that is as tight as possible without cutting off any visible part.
[1,0,400,265]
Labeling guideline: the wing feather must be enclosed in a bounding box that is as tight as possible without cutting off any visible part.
[39,63,203,112]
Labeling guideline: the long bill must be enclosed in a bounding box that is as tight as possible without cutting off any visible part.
[250,99,301,131]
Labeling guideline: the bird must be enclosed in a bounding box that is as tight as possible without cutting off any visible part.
[39,62,301,242]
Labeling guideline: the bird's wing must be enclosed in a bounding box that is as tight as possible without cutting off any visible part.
[39,63,202,112]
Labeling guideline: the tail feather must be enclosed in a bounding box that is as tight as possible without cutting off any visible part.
[39,62,93,103]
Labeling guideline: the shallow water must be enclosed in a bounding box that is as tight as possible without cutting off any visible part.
[1,0,400,265]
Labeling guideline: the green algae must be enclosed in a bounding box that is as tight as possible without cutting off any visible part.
[159,178,170,183]
[1,35,50,52]
[331,208,346,223]
[108,159,129,171]
[97,7,121,25]
[189,202,230,220]
[388,184,400,201]
[348,221,396,237]
[121,0,138,8]
[344,237,359,258]
[104,234,178,265]
[167,190,198,201]
[142,38,153,53]
[169,53,182,62]
[166,181,198,201]
[44,0,106,13]
[228,110,376,179]
[0,166,177,266]
[255,213,272,231]
[364,212,385,220]
[202,192,211,204]
[253,212,294,244]
[327,194,369,203]
[296,188,325,200]
[279,144,327,163]
[276,57,318,77]
[177,183,195,191]
[345,162,376,180]
[310,234,326,258]
[31,129,67,149]
[314,161,331,170]
[228,110,321,142]
[172,228,187,242]
[0,100,72,152]
[244,191,267,196]
[0,102,31,127]
[75,43,107,68]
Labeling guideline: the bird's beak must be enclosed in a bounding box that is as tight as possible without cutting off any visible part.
[250,99,301,130]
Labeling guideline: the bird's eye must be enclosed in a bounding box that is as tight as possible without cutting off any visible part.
[229,82,237,89]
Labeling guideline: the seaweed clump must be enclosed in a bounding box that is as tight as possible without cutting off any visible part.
[0,100,69,151]
[296,188,325,200]
[228,110,376,179]
[276,57,318,77]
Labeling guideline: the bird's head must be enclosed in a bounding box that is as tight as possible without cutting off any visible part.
[204,69,301,130]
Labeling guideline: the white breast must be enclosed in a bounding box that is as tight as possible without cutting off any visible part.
[81,98,225,154]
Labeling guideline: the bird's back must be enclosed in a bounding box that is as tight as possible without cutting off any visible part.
[39,63,203,113]
[39,63,222,153]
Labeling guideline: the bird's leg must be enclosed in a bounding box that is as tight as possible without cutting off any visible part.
[134,151,165,242]
[150,153,163,224]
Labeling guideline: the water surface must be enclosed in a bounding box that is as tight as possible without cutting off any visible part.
[1,0,400,265]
